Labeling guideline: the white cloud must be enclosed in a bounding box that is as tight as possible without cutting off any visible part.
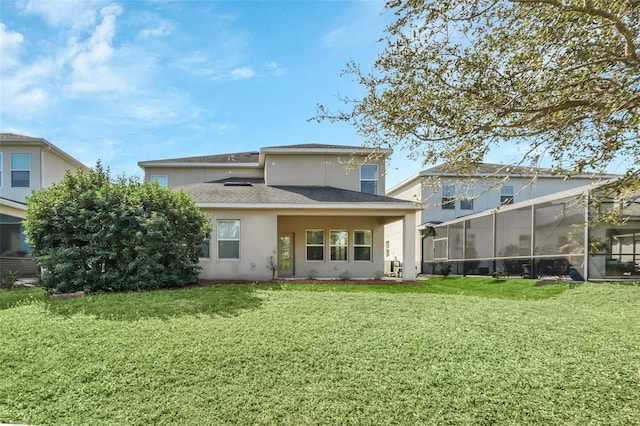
[138,19,173,39]
[0,23,24,69]
[229,67,255,80]
[64,4,128,93]
[266,61,287,77]
[20,0,109,32]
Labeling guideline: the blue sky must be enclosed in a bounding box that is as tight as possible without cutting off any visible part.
[0,0,427,188]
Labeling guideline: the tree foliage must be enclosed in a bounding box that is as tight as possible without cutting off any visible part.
[314,0,639,202]
[24,163,212,293]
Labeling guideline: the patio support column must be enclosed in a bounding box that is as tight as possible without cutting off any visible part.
[402,213,416,281]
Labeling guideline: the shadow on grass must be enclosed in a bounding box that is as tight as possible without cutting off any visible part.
[44,284,266,321]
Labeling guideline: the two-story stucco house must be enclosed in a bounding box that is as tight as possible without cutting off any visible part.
[384,163,614,274]
[139,144,420,281]
[0,133,88,275]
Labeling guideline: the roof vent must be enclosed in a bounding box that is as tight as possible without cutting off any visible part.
[223,181,253,187]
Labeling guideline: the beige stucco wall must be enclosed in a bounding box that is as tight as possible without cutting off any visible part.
[197,207,414,281]
[1,143,85,203]
[264,154,386,195]
[198,209,278,281]
[277,215,386,279]
[42,149,80,187]
[0,145,42,203]
[144,167,264,187]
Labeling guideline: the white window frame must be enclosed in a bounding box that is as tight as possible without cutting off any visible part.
[11,153,30,188]
[360,164,379,195]
[306,229,325,262]
[501,185,515,205]
[442,184,456,210]
[354,230,373,262]
[460,184,474,210]
[217,219,240,260]
[150,175,168,187]
[330,229,348,262]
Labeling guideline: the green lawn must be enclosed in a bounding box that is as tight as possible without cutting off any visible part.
[1,278,639,425]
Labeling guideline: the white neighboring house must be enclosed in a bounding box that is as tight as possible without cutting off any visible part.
[0,134,88,276]
[384,163,615,275]
[139,144,420,281]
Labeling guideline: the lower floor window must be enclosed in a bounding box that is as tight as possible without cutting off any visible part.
[306,229,324,261]
[354,230,372,261]
[198,238,210,259]
[330,230,348,261]
[217,220,240,259]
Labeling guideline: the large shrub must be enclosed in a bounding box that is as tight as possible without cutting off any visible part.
[24,163,211,293]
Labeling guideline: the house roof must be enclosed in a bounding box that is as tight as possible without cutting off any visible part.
[387,162,617,196]
[138,151,260,166]
[420,162,552,176]
[263,143,374,150]
[138,143,389,169]
[175,179,417,210]
[0,133,88,170]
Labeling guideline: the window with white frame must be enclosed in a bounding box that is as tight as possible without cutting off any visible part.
[354,230,373,261]
[442,184,455,209]
[11,153,30,188]
[217,220,240,259]
[330,230,348,261]
[306,229,325,261]
[385,240,390,257]
[460,184,474,210]
[500,185,514,205]
[151,175,168,187]
[360,164,379,194]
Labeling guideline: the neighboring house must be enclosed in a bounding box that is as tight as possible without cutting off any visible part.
[384,163,615,274]
[139,144,419,281]
[421,179,640,281]
[0,133,88,275]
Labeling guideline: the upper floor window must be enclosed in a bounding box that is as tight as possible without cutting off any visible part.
[11,153,30,188]
[330,230,348,261]
[0,153,3,187]
[501,185,514,205]
[460,199,474,210]
[354,230,373,262]
[360,164,378,195]
[217,219,240,260]
[442,185,455,210]
[460,184,474,210]
[306,229,325,261]
[151,175,168,187]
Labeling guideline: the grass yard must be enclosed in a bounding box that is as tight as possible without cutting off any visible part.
[1,278,639,425]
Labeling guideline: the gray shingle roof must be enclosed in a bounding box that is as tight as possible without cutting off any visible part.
[263,143,365,150]
[421,162,553,176]
[0,133,34,139]
[143,151,260,164]
[175,180,414,206]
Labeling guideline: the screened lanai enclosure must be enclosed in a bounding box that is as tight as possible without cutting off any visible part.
[421,185,640,281]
